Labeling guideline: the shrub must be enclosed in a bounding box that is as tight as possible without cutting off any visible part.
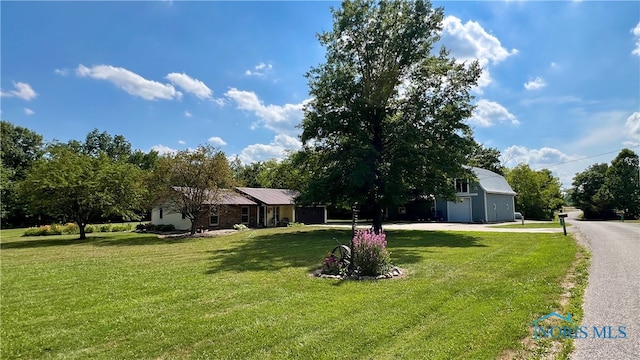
[321,253,346,275]
[99,224,112,232]
[110,224,131,232]
[352,229,391,276]
[63,223,79,234]
[84,225,96,233]
[154,224,175,232]
[233,224,248,231]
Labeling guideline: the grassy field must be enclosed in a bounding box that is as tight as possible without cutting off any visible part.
[1,227,581,359]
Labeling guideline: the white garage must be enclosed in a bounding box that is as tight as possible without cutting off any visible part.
[447,197,472,223]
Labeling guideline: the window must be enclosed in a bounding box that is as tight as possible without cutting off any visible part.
[159,208,163,219]
[210,206,219,226]
[455,179,469,193]
[241,207,249,224]
[398,207,407,215]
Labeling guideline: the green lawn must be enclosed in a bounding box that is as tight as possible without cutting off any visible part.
[1,227,581,359]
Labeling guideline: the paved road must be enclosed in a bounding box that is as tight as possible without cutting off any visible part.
[567,212,640,360]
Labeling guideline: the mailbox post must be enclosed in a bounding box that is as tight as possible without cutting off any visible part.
[558,213,568,236]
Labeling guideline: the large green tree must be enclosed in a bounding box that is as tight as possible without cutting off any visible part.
[505,164,564,220]
[152,146,234,235]
[467,142,504,175]
[0,121,44,226]
[570,163,615,219]
[603,148,640,218]
[299,0,481,232]
[19,148,145,239]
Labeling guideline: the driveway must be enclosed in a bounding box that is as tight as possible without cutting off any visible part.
[321,220,564,233]
[567,212,640,359]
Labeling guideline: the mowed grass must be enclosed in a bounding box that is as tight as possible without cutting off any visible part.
[1,227,578,359]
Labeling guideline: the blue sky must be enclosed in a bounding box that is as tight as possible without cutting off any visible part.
[1,1,639,188]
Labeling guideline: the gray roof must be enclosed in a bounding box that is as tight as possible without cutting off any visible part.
[235,187,299,205]
[216,189,258,205]
[471,167,516,195]
[172,187,257,205]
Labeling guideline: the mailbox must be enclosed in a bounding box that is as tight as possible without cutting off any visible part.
[558,213,568,219]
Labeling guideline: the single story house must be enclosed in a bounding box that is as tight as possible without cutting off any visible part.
[388,167,517,223]
[235,187,327,227]
[151,187,327,230]
[151,189,259,230]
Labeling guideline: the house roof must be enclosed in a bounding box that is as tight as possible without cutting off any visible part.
[215,189,258,205]
[235,187,299,205]
[171,187,257,205]
[472,167,517,196]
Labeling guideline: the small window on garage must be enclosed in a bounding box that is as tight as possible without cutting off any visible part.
[398,207,407,215]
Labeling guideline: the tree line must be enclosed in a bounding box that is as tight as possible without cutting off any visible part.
[568,149,640,219]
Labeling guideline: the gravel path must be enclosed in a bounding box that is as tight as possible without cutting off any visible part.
[568,213,640,359]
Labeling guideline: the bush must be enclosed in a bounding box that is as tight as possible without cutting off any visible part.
[352,229,391,276]
[63,223,79,234]
[233,224,248,231]
[84,225,96,233]
[110,224,131,232]
[98,224,111,232]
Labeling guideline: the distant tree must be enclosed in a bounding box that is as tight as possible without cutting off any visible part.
[19,148,145,239]
[255,155,310,191]
[570,163,615,219]
[128,149,160,170]
[152,146,234,235]
[0,121,44,226]
[230,157,264,188]
[603,149,640,218]
[299,0,481,233]
[505,164,564,219]
[467,142,504,175]
[83,129,132,161]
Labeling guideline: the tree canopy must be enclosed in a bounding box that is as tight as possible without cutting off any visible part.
[18,147,145,239]
[299,0,481,232]
[152,145,234,235]
[505,164,564,220]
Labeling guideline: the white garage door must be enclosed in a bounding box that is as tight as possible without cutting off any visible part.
[448,198,472,222]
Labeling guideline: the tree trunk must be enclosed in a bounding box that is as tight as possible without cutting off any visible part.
[372,201,383,234]
[190,215,198,235]
[78,222,87,240]
[371,107,384,235]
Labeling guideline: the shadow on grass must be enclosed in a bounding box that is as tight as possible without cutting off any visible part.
[205,229,486,274]
[0,233,197,249]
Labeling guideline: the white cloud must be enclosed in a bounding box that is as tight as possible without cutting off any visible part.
[224,88,309,134]
[632,22,640,56]
[237,134,302,163]
[524,77,546,90]
[502,145,578,188]
[550,62,558,69]
[24,108,35,115]
[178,140,186,145]
[54,68,69,76]
[468,99,519,127]
[165,72,212,100]
[624,112,640,146]
[207,136,227,146]
[151,144,178,155]
[185,111,192,117]
[0,81,37,101]
[245,62,273,77]
[441,16,517,91]
[76,64,181,100]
